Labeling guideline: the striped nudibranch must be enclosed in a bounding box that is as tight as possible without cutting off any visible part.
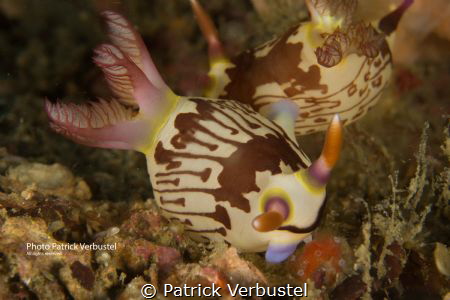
[45,11,343,263]
[191,0,413,135]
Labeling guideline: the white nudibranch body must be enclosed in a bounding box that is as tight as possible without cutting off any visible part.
[145,97,341,262]
[192,0,406,135]
[46,9,343,263]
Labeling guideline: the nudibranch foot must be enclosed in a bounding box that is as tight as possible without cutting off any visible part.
[266,242,300,264]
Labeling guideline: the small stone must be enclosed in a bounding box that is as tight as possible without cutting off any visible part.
[108,226,120,237]
[8,163,75,190]
[95,251,111,266]
[117,277,149,300]
[48,220,65,233]
[434,242,450,277]
[209,247,268,286]
[4,162,91,201]
[70,261,95,291]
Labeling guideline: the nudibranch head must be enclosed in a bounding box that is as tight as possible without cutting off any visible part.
[251,115,342,263]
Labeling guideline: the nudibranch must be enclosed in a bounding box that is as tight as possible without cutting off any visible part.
[191,0,413,135]
[45,11,343,263]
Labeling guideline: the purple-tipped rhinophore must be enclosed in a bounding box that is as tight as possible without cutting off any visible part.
[307,115,343,186]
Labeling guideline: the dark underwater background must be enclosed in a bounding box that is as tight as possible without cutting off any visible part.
[0,0,448,299]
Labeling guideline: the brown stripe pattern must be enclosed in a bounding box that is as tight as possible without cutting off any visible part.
[149,97,309,242]
[220,22,392,135]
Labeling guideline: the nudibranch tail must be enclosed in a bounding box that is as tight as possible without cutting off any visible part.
[378,0,414,36]
[307,114,343,185]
